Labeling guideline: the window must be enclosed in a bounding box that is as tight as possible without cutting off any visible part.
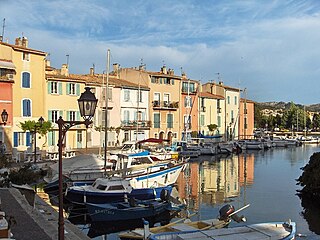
[77,130,82,143]
[164,93,170,106]
[227,96,230,104]
[167,113,173,128]
[138,90,142,103]
[22,72,30,88]
[51,82,58,93]
[49,110,59,123]
[182,82,195,93]
[123,110,130,123]
[218,116,221,127]
[154,113,160,128]
[124,89,130,102]
[22,99,31,117]
[68,83,76,95]
[231,110,234,123]
[184,115,191,129]
[200,115,205,126]
[184,96,192,108]
[234,96,237,105]
[68,111,76,121]
[13,132,25,147]
[23,52,30,61]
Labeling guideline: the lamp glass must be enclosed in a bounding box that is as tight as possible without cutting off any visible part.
[78,87,98,120]
[1,109,8,123]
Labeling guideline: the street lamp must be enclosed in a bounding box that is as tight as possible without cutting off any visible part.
[34,116,44,164]
[0,109,8,125]
[56,87,97,240]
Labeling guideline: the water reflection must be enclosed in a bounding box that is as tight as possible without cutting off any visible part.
[298,193,320,234]
[176,153,256,208]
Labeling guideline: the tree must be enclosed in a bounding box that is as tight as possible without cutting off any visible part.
[20,120,53,147]
[207,124,218,135]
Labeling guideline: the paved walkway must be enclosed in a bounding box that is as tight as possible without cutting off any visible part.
[0,188,90,240]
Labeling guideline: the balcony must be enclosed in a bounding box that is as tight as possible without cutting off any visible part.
[121,120,151,130]
[152,101,179,110]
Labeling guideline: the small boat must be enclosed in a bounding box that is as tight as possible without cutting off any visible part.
[85,197,174,222]
[0,211,11,239]
[149,220,296,240]
[119,204,249,240]
[65,177,173,205]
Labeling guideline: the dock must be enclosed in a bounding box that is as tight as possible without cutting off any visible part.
[0,188,90,240]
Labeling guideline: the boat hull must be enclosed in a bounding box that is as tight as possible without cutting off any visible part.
[86,200,171,222]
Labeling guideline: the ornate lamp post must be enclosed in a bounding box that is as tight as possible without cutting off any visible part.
[34,116,44,163]
[0,109,8,125]
[56,87,97,240]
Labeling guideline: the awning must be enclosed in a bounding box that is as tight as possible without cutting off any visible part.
[0,60,16,70]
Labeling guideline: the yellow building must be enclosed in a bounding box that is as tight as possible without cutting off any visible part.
[118,65,182,142]
[0,37,47,151]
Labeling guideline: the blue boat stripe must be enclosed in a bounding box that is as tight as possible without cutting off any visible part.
[135,165,182,181]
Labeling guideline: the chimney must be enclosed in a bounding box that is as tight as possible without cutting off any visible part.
[168,68,174,75]
[161,65,167,74]
[15,37,22,46]
[0,36,2,42]
[90,67,94,76]
[61,64,69,76]
[21,37,28,48]
[139,64,145,71]
[46,59,51,67]
[219,81,223,85]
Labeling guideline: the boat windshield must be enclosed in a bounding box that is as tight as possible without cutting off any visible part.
[130,157,152,165]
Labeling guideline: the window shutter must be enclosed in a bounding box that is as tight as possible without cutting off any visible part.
[77,111,80,121]
[76,84,80,96]
[59,110,63,119]
[48,82,51,94]
[66,83,70,95]
[48,110,52,122]
[59,82,62,95]
[13,132,18,147]
[67,111,70,121]
[26,132,31,146]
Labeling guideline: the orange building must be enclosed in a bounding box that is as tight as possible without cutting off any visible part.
[239,98,255,139]
[0,63,15,149]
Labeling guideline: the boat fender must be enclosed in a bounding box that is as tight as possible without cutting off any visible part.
[160,189,170,202]
[219,204,235,221]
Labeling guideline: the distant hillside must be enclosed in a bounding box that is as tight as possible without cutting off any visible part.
[257,101,320,112]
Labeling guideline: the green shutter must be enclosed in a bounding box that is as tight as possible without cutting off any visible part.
[67,111,70,121]
[76,84,80,96]
[66,83,70,95]
[48,82,51,94]
[59,82,62,95]
[77,111,80,121]
[48,110,52,122]
[59,110,63,119]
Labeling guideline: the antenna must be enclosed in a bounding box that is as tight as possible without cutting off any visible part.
[1,18,5,42]
[66,54,69,67]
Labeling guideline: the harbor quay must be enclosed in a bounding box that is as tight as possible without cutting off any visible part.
[0,188,90,240]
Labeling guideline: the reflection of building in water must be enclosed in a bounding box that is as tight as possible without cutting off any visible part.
[176,162,200,210]
[238,153,255,186]
[201,156,240,205]
[177,156,241,206]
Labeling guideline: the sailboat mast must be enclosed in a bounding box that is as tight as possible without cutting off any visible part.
[104,49,110,174]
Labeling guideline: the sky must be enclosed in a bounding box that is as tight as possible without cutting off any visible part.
[1,0,320,105]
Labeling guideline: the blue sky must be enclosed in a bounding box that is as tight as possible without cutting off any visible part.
[1,0,320,104]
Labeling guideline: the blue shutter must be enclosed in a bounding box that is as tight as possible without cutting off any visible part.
[26,132,31,146]
[14,132,18,147]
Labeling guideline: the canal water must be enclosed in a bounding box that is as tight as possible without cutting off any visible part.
[74,144,320,239]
